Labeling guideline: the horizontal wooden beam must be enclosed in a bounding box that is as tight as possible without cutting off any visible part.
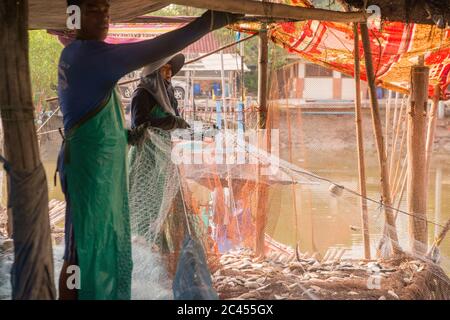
[159,0,367,23]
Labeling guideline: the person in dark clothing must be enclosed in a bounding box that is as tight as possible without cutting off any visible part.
[131,53,188,130]
[128,53,188,249]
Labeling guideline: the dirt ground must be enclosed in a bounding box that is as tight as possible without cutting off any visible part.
[284,111,450,154]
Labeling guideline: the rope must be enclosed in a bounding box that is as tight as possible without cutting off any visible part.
[36,107,60,132]
[286,165,446,229]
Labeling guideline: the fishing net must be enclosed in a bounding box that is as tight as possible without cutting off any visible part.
[124,106,450,300]
[2,1,450,300]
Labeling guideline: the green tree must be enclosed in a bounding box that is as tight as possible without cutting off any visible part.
[28,30,63,109]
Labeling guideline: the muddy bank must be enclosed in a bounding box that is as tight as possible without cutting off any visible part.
[276,109,450,154]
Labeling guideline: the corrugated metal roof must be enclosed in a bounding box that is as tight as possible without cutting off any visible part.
[183,33,236,55]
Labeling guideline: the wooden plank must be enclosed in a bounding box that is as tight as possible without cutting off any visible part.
[161,0,366,23]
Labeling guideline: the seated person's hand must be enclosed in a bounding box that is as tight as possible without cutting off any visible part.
[127,122,149,146]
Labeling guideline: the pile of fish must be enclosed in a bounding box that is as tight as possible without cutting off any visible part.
[212,248,443,300]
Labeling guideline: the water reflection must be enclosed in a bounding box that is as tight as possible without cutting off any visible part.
[33,119,449,271]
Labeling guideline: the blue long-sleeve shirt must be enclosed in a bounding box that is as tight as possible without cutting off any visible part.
[58,11,231,131]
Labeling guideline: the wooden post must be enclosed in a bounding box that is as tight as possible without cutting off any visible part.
[353,23,371,260]
[0,0,55,299]
[360,22,401,255]
[255,23,269,259]
[407,60,429,255]
[257,25,269,129]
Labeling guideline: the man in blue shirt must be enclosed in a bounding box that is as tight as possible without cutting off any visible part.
[57,0,240,299]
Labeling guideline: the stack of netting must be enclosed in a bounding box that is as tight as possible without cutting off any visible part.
[127,121,316,262]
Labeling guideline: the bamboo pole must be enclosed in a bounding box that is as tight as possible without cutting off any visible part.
[385,90,392,154]
[353,23,371,260]
[392,157,407,203]
[395,169,408,220]
[392,92,400,133]
[427,170,448,259]
[425,85,440,183]
[255,23,269,259]
[389,94,406,186]
[391,102,408,198]
[426,166,446,260]
[389,92,400,161]
[257,25,269,129]
[241,40,245,103]
[407,59,429,255]
[220,50,227,126]
[433,167,442,239]
[160,0,367,23]
[0,0,55,299]
[360,22,401,255]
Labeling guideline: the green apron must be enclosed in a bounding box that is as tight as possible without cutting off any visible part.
[64,90,132,300]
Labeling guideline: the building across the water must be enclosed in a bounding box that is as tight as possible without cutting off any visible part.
[275,58,389,105]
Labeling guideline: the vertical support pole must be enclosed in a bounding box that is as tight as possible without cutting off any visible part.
[353,23,371,260]
[255,23,269,259]
[385,90,392,152]
[427,166,448,259]
[184,70,190,118]
[258,24,269,128]
[240,40,246,128]
[220,50,227,128]
[425,85,440,180]
[191,71,196,119]
[407,59,429,255]
[434,166,442,239]
[437,101,445,119]
[360,22,401,255]
[0,0,55,299]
